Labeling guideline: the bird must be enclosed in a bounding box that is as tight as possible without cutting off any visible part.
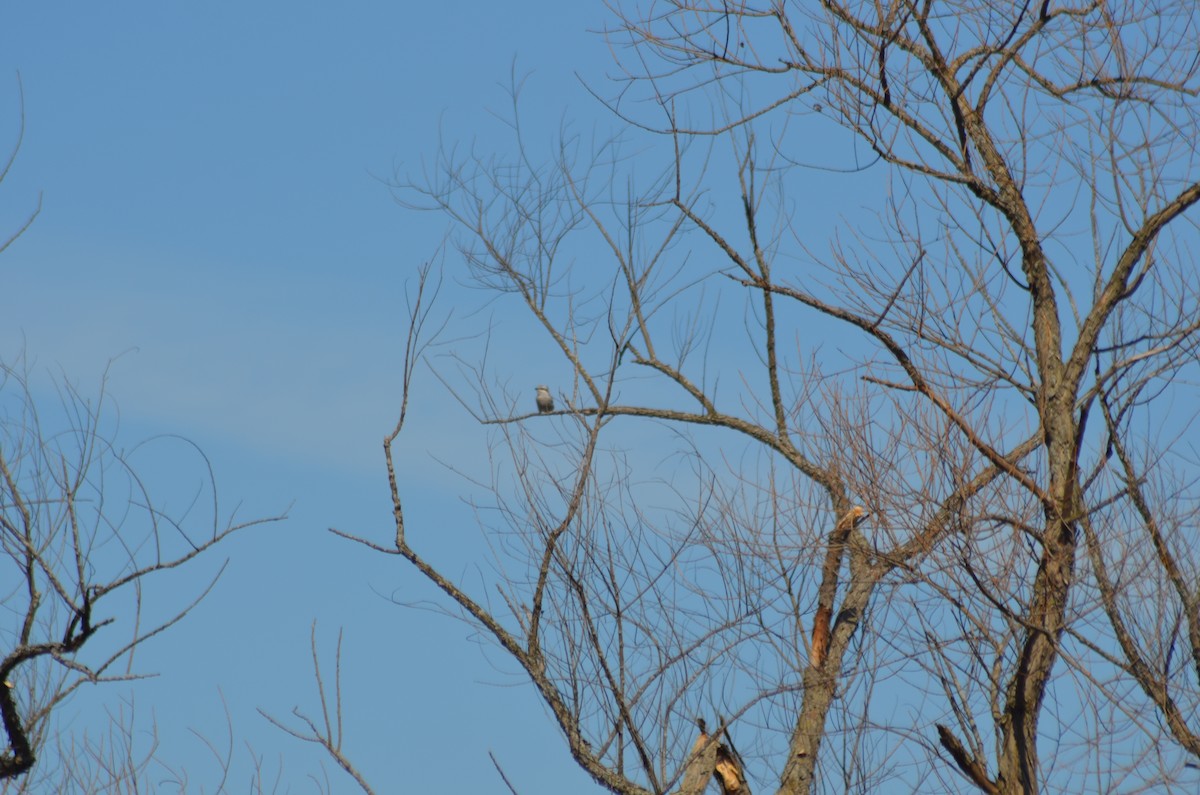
[535,385,554,414]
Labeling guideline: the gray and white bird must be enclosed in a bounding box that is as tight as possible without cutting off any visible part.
[535,385,554,413]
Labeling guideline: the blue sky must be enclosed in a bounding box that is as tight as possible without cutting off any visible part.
[0,2,625,792]
[4,4,1200,794]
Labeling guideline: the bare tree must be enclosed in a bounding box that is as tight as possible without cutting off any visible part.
[0,358,282,790]
[259,624,377,795]
[333,2,1200,794]
[0,78,288,793]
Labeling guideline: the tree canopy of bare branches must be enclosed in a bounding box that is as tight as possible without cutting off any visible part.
[338,2,1200,793]
[0,359,280,791]
[0,79,288,792]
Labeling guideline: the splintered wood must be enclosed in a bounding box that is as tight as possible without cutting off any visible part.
[810,506,867,668]
[674,722,750,795]
[810,604,832,668]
